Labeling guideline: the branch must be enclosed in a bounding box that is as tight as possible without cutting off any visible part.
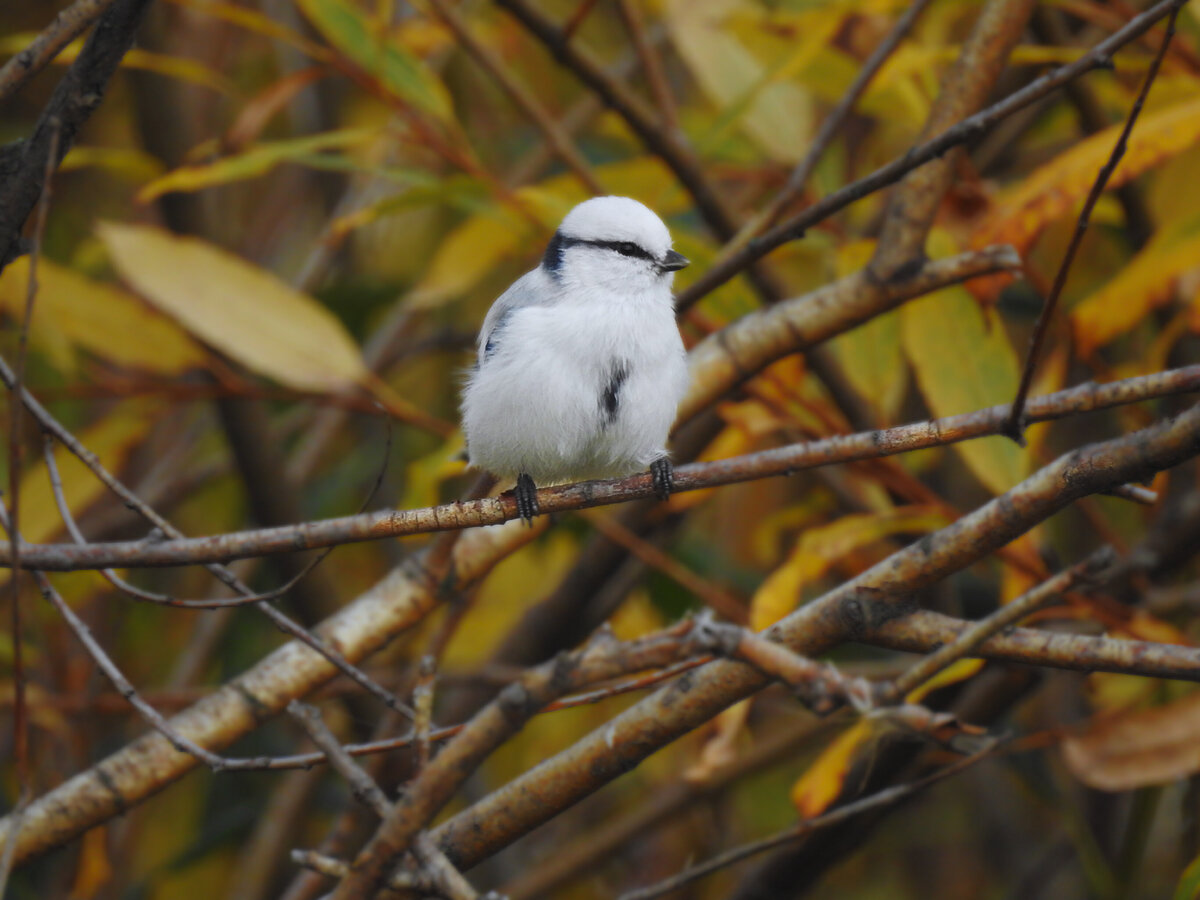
[869,0,1037,281]
[1004,1,1181,440]
[7,361,1199,572]
[0,519,540,865]
[864,608,1200,682]
[428,404,1200,870]
[675,0,1188,310]
[330,621,704,897]
[0,0,119,105]
[0,0,153,269]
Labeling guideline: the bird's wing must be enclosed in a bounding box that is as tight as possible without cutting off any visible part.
[477,268,553,365]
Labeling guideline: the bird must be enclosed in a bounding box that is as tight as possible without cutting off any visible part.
[461,196,691,522]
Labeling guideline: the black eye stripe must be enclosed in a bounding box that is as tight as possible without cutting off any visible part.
[546,233,656,263]
[588,239,655,261]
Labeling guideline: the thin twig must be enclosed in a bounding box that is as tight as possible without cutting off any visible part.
[0,498,243,771]
[412,834,481,900]
[0,0,119,105]
[618,744,999,900]
[413,656,437,772]
[1004,2,1182,441]
[288,848,429,893]
[615,0,677,133]
[675,0,1187,312]
[0,353,411,718]
[9,364,1200,572]
[0,126,59,896]
[287,701,391,818]
[750,0,933,239]
[39,421,392,610]
[881,548,1117,702]
[425,0,604,195]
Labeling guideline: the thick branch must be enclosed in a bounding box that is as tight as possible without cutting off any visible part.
[429,404,1200,869]
[0,0,153,268]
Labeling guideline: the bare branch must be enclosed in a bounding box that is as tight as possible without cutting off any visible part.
[7,360,1199,572]
[1004,1,1182,440]
[675,0,1187,310]
[0,0,120,105]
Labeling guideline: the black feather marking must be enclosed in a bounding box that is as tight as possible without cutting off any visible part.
[542,232,657,279]
[601,360,630,426]
[542,230,570,278]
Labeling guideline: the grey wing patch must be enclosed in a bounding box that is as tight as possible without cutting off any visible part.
[483,310,510,361]
[477,268,554,367]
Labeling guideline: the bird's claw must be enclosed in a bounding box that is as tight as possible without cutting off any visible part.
[515,472,539,524]
[650,457,674,502]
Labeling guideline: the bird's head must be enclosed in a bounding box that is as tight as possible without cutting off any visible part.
[542,196,689,294]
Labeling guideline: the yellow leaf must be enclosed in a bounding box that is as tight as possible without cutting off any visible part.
[905,658,984,704]
[138,128,381,201]
[0,35,237,95]
[751,508,949,631]
[60,146,165,183]
[902,286,1026,494]
[294,0,454,122]
[1071,213,1200,356]
[400,436,467,511]
[666,0,813,163]
[18,406,157,546]
[791,720,872,817]
[408,206,533,310]
[97,222,368,393]
[71,826,113,899]
[0,257,206,376]
[974,94,1200,260]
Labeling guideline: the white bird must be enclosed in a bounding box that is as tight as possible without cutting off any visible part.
[461,196,691,521]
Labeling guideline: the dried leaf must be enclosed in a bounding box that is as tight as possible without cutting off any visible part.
[97,222,368,393]
[1063,692,1200,791]
[684,701,751,783]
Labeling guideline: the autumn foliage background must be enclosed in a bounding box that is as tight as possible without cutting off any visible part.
[3,0,1200,898]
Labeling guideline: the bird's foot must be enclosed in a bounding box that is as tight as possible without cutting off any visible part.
[515,472,539,524]
[650,457,674,502]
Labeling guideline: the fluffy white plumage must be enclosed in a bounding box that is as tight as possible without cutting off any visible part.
[461,196,690,516]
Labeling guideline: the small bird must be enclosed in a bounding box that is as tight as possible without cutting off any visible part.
[461,196,691,522]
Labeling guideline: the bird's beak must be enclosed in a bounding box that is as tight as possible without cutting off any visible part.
[660,249,690,272]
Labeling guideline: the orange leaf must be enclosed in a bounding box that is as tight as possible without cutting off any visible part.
[971,94,1200,300]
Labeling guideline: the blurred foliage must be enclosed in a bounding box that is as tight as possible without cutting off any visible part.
[3,0,1200,898]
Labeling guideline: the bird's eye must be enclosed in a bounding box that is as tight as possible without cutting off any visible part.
[616,242,644,258]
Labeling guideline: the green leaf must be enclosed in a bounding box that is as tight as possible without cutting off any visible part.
[293,0,453,122]
[902,286,1027,495]
[137,128,381,201]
